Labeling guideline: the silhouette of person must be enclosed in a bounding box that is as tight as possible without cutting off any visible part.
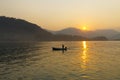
[62,44,64,49]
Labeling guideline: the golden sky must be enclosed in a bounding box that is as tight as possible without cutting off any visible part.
[0,0,120,31]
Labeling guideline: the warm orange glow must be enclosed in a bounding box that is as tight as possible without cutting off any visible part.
[83,41,87,49]
[81,41,87,69]
[82,50,87,62]
[80,25,89,31]
[82,41,87,61]
[83,26,87,30]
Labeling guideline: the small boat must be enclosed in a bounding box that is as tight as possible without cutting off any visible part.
[52,47,67,51]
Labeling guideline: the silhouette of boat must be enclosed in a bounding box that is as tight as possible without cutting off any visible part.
[52,47,67,51]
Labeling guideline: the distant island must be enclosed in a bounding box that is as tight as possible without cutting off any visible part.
[1,16,119,42]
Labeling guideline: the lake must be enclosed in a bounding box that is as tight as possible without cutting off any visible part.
[0,41,120,80]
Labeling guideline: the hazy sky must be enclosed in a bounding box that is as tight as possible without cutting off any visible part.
[0,0,120,31]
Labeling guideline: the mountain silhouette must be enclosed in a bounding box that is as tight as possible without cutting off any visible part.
[53,27,82,35]
[111,33,120,40]
[0,16,110,41]
[0,16,89,42]
[51,27,120,40]
[0,16,53,42]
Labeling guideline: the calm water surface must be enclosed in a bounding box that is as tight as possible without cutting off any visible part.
[0,41,120,80]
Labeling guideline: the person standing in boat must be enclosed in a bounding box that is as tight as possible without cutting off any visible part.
[62,44,64,49]
[62,44,67,50]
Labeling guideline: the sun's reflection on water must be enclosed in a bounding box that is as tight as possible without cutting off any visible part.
[83,41,87,49]
[81,41,88,70]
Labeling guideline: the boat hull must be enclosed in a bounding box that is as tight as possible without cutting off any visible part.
[52,47,67,51]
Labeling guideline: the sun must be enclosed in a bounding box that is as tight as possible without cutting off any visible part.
[82,26,87,31]
[83,27,87,30]
[78,25,89,31]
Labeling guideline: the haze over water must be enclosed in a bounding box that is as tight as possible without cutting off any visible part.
[0,41,120,80]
